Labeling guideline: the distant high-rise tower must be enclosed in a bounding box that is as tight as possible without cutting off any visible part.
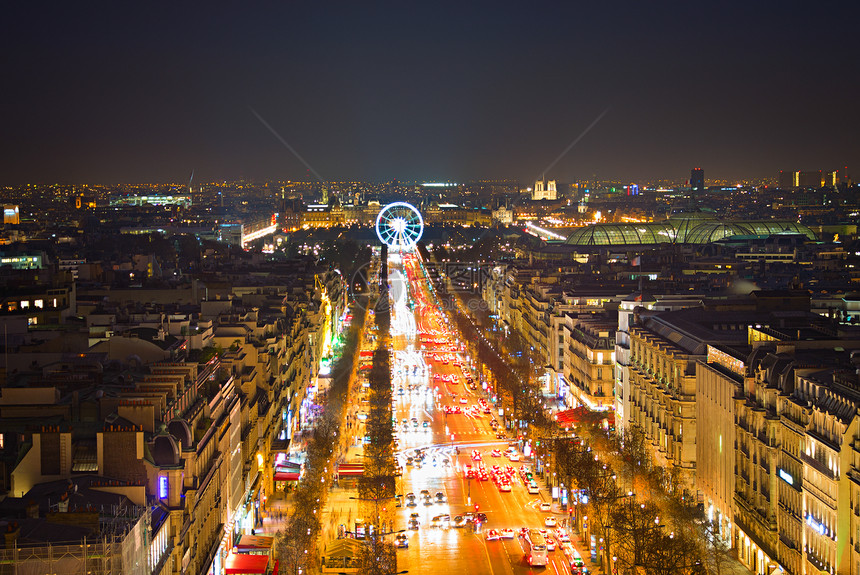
[3,205,20,225]
[532,179,557,201]
[690,168,704,193]
[778,170,826,189]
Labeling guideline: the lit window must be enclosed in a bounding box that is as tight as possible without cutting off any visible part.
[35,299,43,309]
[28,317,37,326]
[20,300,29,309]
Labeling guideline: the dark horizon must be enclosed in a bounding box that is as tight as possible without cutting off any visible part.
[2,1,859,186]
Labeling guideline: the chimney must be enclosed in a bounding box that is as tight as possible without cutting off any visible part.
[4,522,20,548]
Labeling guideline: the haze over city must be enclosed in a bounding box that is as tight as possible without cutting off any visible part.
[3,1,859,184]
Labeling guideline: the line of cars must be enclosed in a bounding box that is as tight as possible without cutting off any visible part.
[463,458,521,493]
[404,489,446,509]
[400,416,430,431]
[518,465,541,494]
[484,528,516,540]
[485,526,577,565]
[403,509,487,533]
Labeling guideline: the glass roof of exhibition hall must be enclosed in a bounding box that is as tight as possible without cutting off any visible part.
[563,219,816,246]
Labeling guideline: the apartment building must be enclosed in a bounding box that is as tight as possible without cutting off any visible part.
[731,325,860,575]
[690,310,860,575]
[0,260,345,575]
[482,263,622,404]
[627,306,764,494]
[696,343,745,545]
[563,313,617,411]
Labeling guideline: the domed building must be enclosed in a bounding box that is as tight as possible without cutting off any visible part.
[563,222,677,246]
[150,433,181,468]
[563,218,816,247]
[684,220,816,244]
[681,221,754,244]
[667,210,718,243]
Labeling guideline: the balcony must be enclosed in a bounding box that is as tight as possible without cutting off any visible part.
[800,451,836,481]
[778,533,799,552]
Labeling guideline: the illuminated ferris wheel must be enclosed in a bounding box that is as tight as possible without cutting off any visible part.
[375,202,424,249]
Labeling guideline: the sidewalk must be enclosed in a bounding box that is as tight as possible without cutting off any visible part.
[257,331,373,546]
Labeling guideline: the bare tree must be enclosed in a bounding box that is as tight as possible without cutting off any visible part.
[356,536,398,575]
[611,497,662,573]
[699,519,734,575]
[642,523,704,575]
[615,423,654,495]
[579,461,622,575]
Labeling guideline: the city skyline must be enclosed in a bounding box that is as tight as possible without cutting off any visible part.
[2,2,859,185]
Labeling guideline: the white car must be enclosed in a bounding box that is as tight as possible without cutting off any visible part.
[545,516,558,527]
[555,528,571,542]
[539,502,552,512]
[508,453,520,462]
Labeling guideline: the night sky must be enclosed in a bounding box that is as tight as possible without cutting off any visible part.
[2,1,859,185]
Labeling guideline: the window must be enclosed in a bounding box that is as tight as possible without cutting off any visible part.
[20,300,29,309]
[35,299,43,308]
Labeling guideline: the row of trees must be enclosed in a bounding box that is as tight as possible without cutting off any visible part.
[355,346,398,574]
[554,424,731,575]
[355,269,400,575]
[275,296,368,574]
